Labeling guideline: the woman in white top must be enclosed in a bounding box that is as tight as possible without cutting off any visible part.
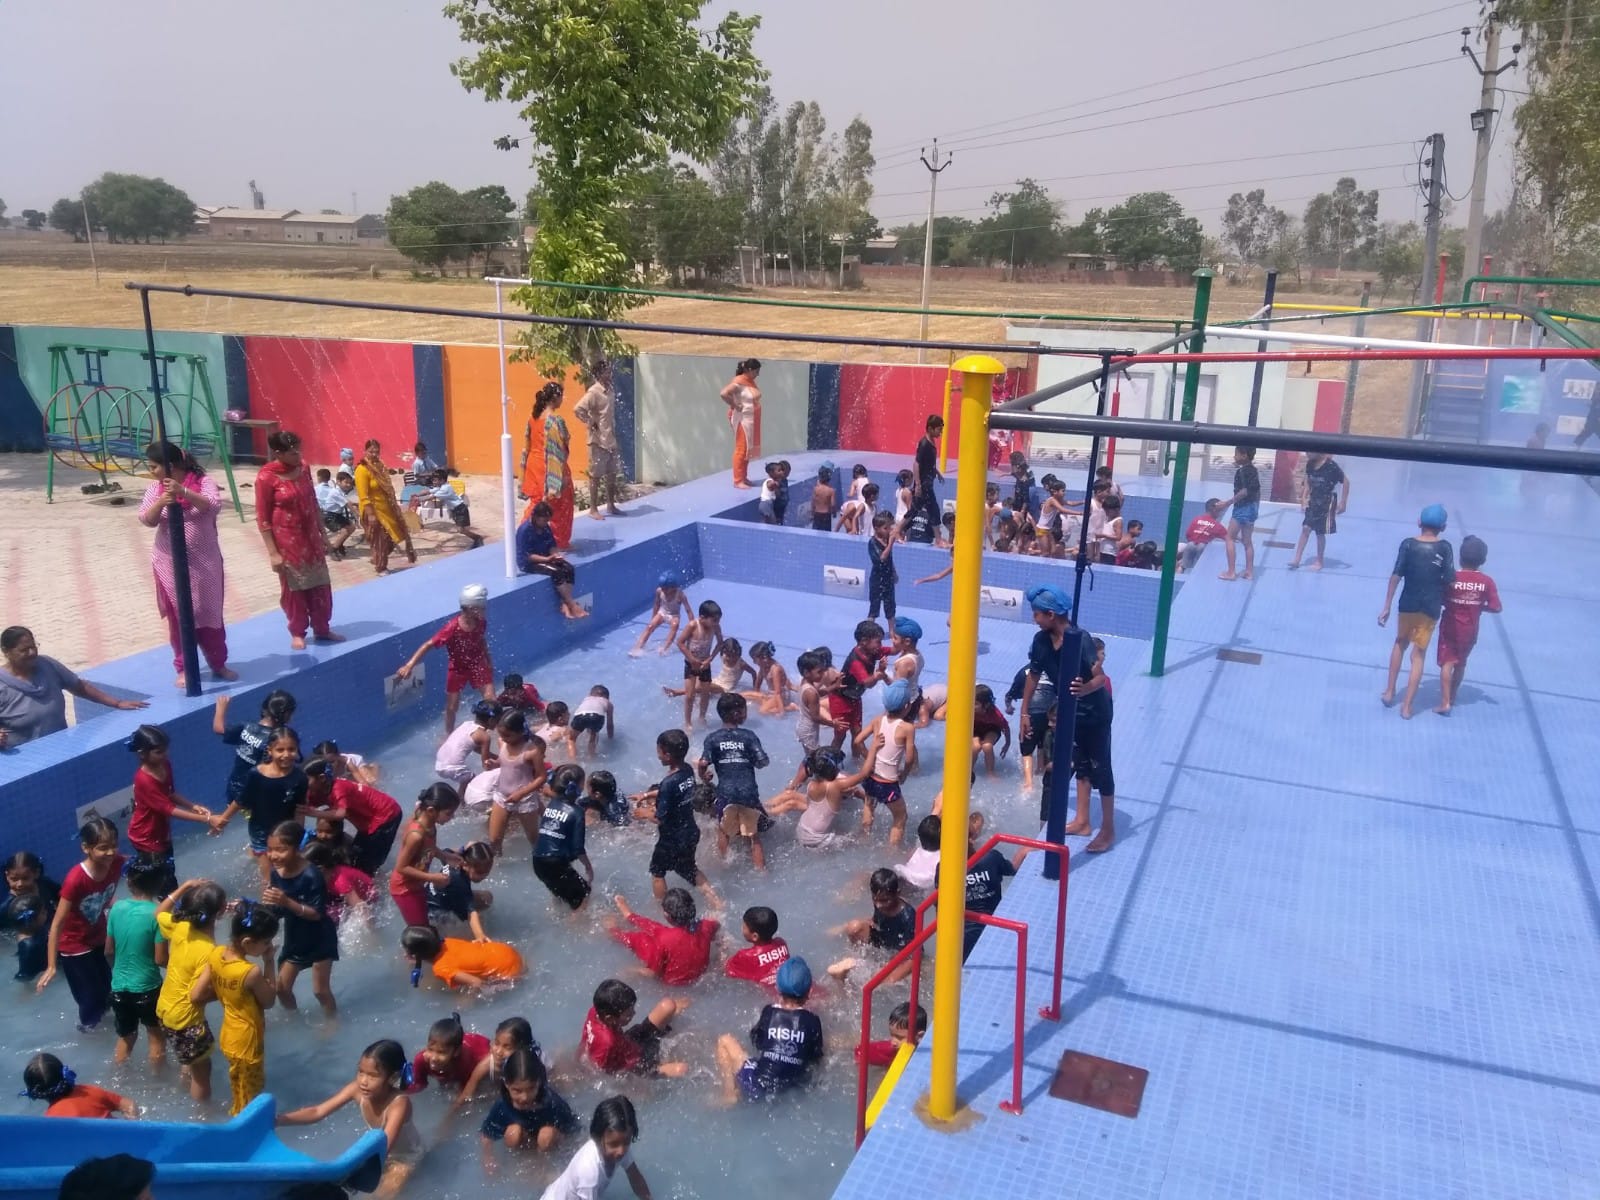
[719,358,762,489]
[541,1096,651,1200]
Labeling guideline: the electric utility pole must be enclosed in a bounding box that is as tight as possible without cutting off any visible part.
[917,140,952,364]
[1460,12,1520,285]
[1406,132,1446,436]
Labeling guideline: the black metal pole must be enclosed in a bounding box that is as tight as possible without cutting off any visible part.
[140,289,202,697]
[1246,269,1278,427]
[1070,352,1113,621]
[986,412,1600,478]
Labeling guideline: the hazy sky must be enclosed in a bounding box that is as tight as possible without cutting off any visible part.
[0,0,1516,234]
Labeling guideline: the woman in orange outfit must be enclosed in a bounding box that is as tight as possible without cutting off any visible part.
[518,381,575,549]
[720,358,762,488]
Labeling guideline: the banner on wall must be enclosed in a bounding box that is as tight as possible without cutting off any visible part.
[76,785,133,830]
[1499,375,1542,414]
[385,661,427,711]
[979,584,1025,619]
[823,564,864,598]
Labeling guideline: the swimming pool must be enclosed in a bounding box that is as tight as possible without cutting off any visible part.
[1,566,1067,1199]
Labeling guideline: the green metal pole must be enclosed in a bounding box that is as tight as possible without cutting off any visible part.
[1460,274,1600,305]
[1150,269,1213,678]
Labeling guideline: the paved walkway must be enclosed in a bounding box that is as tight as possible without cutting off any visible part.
[0,453,507,674]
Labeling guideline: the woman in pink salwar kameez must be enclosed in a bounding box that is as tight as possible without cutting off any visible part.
[255,430,343,650]
[140,440,238,688]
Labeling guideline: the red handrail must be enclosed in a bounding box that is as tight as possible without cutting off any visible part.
[853,833,1069,1147]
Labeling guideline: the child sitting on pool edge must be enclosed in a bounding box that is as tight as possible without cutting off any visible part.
[516,502,590,620]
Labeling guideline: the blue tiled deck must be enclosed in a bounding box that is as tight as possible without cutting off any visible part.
[835,459,1600,1200]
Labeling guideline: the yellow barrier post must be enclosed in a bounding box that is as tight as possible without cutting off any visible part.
[925,354,1003,1126]
[938,355,954,475]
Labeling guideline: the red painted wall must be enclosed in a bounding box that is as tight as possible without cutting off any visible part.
[837,363,1031,466]
[1313,379,1345,433]
[241,336,418,466]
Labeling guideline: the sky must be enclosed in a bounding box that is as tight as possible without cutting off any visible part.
[0,0,1518,236]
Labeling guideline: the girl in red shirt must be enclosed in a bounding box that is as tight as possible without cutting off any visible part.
[127,725,222,898]
[35,816,125,1031]
[22,1052,136,1119]
[300,757,403,877]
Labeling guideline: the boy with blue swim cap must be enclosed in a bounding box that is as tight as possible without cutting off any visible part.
[631,569,694,657]
[1379,503,1455,720]
[716,956,824,1104]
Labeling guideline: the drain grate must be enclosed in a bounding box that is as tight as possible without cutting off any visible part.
[1216,648,1262,665]
[1264,540,1296,549]
[1048,1050,1148,1118]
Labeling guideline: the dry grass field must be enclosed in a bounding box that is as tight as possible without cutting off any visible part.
[0,238,1415,434]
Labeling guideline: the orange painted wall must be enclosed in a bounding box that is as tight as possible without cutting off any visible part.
[440,344,591,484]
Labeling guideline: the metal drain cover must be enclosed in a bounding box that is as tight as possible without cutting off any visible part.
[1048,1050,1148,1118]
[1216,648,1262,665]
[1264,540,1297,549]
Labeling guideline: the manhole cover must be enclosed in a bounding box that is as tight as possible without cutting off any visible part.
[1216,648,1262,665]
[1048,1050,1147,1118]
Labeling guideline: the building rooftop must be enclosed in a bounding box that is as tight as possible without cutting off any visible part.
[208,207,299,221]
[285,212,361,224]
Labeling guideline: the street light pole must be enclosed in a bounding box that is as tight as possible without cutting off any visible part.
[917,140,952,364]
[1461,15,1519,288]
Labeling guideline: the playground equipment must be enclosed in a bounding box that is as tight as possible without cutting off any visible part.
[0,1093,385,1199]
[43,343,242,515]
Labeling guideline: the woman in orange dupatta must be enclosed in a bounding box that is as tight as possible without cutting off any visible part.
[518,381,575,549]
[719,358,762,488]
[353,438,415,575]
[255,430,340,649]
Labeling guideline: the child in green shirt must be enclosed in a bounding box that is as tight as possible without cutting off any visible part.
[105,860,168,1065]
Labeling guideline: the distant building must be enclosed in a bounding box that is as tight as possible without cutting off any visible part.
[208,207,299,240]
[285,212,360,244]
[861,237,901,266]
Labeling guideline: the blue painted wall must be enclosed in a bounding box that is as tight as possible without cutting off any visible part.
[1482,356,1600,447]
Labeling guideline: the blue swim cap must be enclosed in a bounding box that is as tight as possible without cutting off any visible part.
[1419,504,1447,531]
[893,617,923,641]
[883,679,912,712]
[340,447,354,459]
[658,569,685,589]
[1025,584,1071,615]
[776,957,813,999]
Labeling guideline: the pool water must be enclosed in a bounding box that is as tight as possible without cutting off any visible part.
[3,579,1054,1200]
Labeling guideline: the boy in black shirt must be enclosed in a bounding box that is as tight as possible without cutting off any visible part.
[698,693,772,869]
[716,957,823,1105]
[1218,445,1261,581]
[1379,504,1456,720]
[912,414,944,522]
[630,730,719,907]
[532,764,593,911]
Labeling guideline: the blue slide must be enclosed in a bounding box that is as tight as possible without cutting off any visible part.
[0,1094,386,1200]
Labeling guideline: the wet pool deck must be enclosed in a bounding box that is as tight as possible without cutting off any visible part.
[835,459,1600,1200]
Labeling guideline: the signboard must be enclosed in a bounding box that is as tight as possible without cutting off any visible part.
[76,785,134,831]
[979,584,1025,619]
[385,661,426,712]
[1499,375,1542,414]
[823,564,864,599]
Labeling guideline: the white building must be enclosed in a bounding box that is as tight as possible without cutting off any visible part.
[284,213,360,244]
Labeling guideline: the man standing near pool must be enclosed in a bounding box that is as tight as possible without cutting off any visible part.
[574,359,624,521]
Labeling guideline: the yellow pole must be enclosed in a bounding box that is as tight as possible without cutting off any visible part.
[938,354,954,475]
[927,353,1002,1123]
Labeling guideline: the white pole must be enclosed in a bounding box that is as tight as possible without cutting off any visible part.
[495,280,517,581]
[1201,326,1483,352]
[916,140,951,365]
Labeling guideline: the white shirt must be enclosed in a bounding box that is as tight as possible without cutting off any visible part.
[540,1140,633,1200]
[895,846,939,890]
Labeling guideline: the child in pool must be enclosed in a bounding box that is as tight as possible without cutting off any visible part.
[426,841,495,939]
[390,784,462,927]
[487,712,549,855]
[155,878,228,1101]
[673,600,724,730]
[830,868,916,985]
[767,747,869,850]
[435,700,502,787]
[539,1095,653,1200]
[403,923,526,993]
[299,755,403,877]
[310,738,381,785]
[3,850,59,981]
[262,821,337,1016]
[810,465,837,531]
[212,690,298,835]
[409,1011,492,1096]
[22,1052,137,1119]
[662,639,755,704]
[579,979,688,1078]
[582,770,629,827]
[128,723,221,898]
[396,584,495,736]
[280,1039,423,1200]
[532,764,595,913]
[856,1001,928,1069]
[191,902,279,1115]
[758,461,782,524]
[698,692,772,869]
[628,729,719,907]
[715,957,823,1105]
[723,905,790,991]
[567,685,615,757]
[830,622,889,757]
[36,816,125,1031]
[480,1048,580,1172]
[496,672,546,716]
[450,1015,547,1118]
[857,679,918,846]
[303,840,375,926]
[105,859,168,1065]
[791,649,841,757]
[630,571,694,657]
[609,889,719,985]
[740,641,796,716]
[311,816,355,863]
[217,727,309,885]
[972,684,1012,775]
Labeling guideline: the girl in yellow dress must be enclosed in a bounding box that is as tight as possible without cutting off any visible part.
[191,902,279,1115]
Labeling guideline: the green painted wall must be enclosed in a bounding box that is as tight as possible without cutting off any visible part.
[634,353,810,484]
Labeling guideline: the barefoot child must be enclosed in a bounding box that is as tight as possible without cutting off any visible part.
[630,730,720,906]
[1434,534,1501,716]
[105,861,168,1066]
[972,685,1011,775]
[610,889,719,985]
[403,923,526,994]
[533,765,595,913]
[866,512,899,622]
[741,641,796,716]
[192,902,278,1114]
[856,1001,927,1068]
[396,584,495,736]
[583,771,629,827]
[128,724,221,897]
[716,957,823,1104]
[723,905,790,991]
[1218,445,1261,581]
[212,690,296,846]
[699,693,772,869]
[410,1012,492,1097]
[390,783,462,927]
[630,571,693,657]
[767,748,868,850]
[154,878,228,1101]
[426,842,495,940]
[830,622,889,756]
[1379,504,1456,720]
[516,502,590,619]
[435,701,502,787]
[479,1048,579,1172]
[568,686,615,757]
[280,1040,423,1199]
[540,1096,653,1200]
[832,869,915,985]
[299,756,403,877]
[580,979,688,1078]
[792,649,836,755]
[486,714,547,855]
[35,816,124,1032]
[261,821,337,1016]
[674,601,724,730]
[860,680,917,846]
[496,673,546,716]
[811,465,837,531]
[21,1052,138,1118]
[217,728,308,885]
[450,1015,546,1118]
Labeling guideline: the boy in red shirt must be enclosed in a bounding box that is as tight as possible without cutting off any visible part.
[1178,498,1228,572]
[396,584,495,736]
[854,1001,928,1069]
[724,905,790,991]
[579,978,688,1077]
[1434,534,1502,717]
[828,621,889,758]
[609,889,719,985]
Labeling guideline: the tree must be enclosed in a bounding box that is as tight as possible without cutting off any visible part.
[78,173,194,243]
[49,197,92,241]
[1263,214,1306,288]
[1061,209,1104,256]
[969,179,1065,270]
[387,181,469,273]
[0,199,7,227]
[892,215,975,267]
[1101,191,1203,271]
[447,0,766,370]
[460,184,518,274]
[1303,177,1379,269]
[1373,221,1424,301]
[635,163,745,283]
[19,209,46,231]
[1222,189,1293,270]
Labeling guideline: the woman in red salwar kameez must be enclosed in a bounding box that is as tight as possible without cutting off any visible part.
[255,430,342,650]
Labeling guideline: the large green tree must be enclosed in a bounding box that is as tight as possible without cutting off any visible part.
[387,181,469,272]
[969,179,1065,269]
[49,196,94,241]
[1101,191,1203,272]
[447,0,766,369]
[80,173,195,243]
[20,208,46,231]
[892,216,976,267]
[1303,177,1379,269]
[1221,189,1289,269]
